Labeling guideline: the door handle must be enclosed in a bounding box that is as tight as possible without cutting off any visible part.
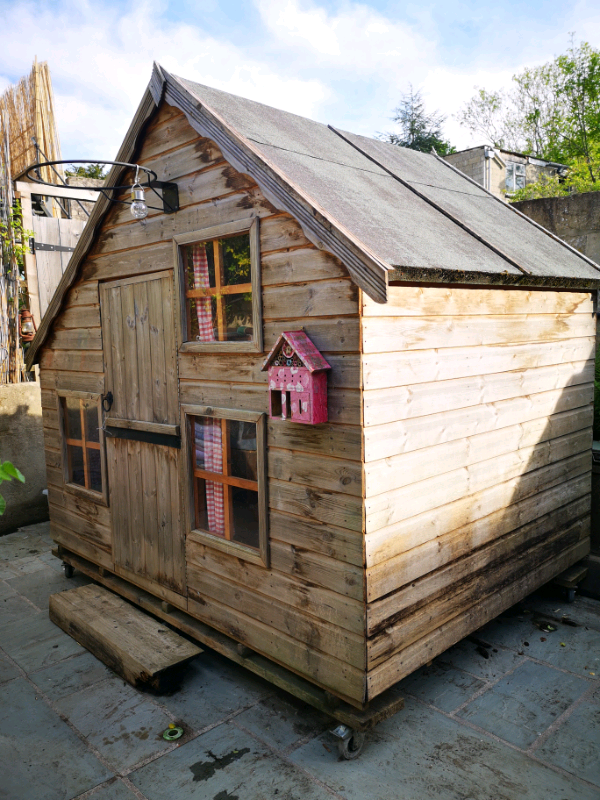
[102,391,114,412]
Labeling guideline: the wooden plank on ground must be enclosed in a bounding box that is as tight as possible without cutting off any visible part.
[49,584,201,691]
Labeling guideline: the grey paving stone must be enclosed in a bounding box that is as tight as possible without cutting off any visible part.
[398,661,486,713]
[6,563,90,610]
[235,689,330,750]
[535,693,600,786]
[0,578,16,600]
[6,555,49,576]
[0,610,84,671]
[31,650,114,700]
[130,720,333,800]
[38,550,66,572]
[0,530,47,559]
[55,677,176,772]
[0,677,111,800]
[80,778,140,800]
[0,650,20,684]
[0,561,18,579]
[456,659,589,748]
[159,651,271,731]
[436,637,526,682]
[523,594,600,632]
[290,696,600,800]
[0,593,40,625]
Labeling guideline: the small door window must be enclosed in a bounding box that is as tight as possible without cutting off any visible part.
[58,391,107,503]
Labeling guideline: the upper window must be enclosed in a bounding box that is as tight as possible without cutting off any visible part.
[182,405,268,566]
[506,162,526,193]
[58,391,107,503]
[174,219,262,353]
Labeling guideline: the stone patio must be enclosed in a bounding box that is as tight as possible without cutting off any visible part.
[1,522,599,800]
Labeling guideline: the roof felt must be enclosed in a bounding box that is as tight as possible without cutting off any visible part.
[179,76,600,283]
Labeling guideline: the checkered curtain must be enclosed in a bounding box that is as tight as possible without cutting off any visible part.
[192,244,224,535]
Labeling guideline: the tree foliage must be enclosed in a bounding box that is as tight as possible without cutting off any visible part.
[65,163,107,179]
[0,461,25,515]
[458,39,600,185]
[380,85,455,155]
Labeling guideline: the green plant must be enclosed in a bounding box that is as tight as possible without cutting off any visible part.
[0,461,25,515]
[65,164,106,179]
[1,200,32,278]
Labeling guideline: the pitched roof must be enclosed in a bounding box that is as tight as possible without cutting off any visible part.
[262,331,331,373]
[26,63,600,367]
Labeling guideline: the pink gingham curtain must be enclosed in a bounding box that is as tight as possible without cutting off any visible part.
[192,244,224,535]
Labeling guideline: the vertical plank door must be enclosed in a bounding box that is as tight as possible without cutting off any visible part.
[100,271,185,596]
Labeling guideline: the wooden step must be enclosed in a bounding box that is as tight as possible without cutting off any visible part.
[554,562,589,589]
[49,584,202,692]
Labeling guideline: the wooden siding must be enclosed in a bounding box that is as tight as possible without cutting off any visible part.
[362,285,595,699]
[40,100,366,705]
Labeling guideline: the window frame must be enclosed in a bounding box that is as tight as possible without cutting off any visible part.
[173,218,262,354]
[56,389,108,505]
[505,161,526,193]
[181,404,268,567]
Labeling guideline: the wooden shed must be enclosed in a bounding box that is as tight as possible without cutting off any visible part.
[27,64,600,710]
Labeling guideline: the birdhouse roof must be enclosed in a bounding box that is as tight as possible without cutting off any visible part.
[262,331,331,373]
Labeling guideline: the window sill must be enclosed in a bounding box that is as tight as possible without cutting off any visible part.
[63,482,108,507]
[187,528,267,567]
[179,340,262,355]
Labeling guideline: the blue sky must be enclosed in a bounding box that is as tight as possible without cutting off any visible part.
[0,0,598,162]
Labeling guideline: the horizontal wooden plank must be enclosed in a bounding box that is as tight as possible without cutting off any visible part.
[81,242,174,282]
[367,515,589,669]
[262,247,348,285]
[49,501,112,549]
[363,286,594,317]
[367,489,590,623]
[47,327,103,351]
[268,448,362,497]
[270,478,363,532]
[263,279,358,320]
[268,420,362,460]
[260,214,311,254]
[53,305,102,331]
[186,535,365,635]
[365,428,592,533]
[187,563,364,668]
[362,337,596,391]
[40,349,104,373]
[269,539,364,600]
[40,369,105,394]
[364,360,594,426]
[264,318,359,354]
[138,108,204,162]
[47,485,111,529]
[187,594,365,703]
[366,537,589,698]
[365,452,591,571]
[178,381,360,427]
[362,313,595,354]
[63,281,100,308]
[51,522,113,571]
[269,510,363,567]
[105,417,179,436]
[364,383,593,461]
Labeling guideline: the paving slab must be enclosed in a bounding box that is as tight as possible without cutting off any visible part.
[234,689,330,750]
[130,720,334,800]
[55,677,177,772]
[6,564,90,611]
[31,650,114,701]
[159,651,271,731]
[290,696,600,800]
[78,778,141,800]
[0,650,20,684]
[0,677,111,800]
[435,637,526,682]
[456,659,590,748]
[1,592,45,626]
[0,610,84,671]
[398,660,486,713]
[0,578,15,600]
[535,691,600,785]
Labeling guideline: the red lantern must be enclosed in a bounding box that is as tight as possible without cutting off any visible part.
[19,309,37,343]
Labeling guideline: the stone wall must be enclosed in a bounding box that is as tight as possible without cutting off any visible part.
[512,192,600,265]
[445,147,485,185]
[0,383,48,534]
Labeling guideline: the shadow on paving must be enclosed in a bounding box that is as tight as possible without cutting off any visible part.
[0,523,598,800]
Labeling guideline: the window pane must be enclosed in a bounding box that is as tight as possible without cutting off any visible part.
[84,402,100,443]
[228,420,257,481]
[231,487,259,549]
[222,234,251,287]
[64,398,81,439]
[193,417,224,474]
[194,476,225,536]
[68,445,85,486]
[87,448,102,493]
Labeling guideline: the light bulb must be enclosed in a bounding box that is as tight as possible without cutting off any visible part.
[130,184,148,219]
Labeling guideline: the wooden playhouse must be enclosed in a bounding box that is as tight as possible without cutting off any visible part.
[27,64,599,714]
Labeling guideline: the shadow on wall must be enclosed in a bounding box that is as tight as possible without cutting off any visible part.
[0,385,49,535]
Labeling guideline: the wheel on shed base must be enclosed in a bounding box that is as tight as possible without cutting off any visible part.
[566,588,576,603]
[62,562,74,579]
[330,724,366,759]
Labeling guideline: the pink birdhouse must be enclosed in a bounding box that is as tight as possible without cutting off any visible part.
[262,331,331,425]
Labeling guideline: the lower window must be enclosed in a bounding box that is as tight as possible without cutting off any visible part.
[184,406,267,564]
[58,391,107,502]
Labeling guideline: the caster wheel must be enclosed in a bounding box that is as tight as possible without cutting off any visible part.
[566,588,575,603]
[62,562,74,579]
[337,730,365,760]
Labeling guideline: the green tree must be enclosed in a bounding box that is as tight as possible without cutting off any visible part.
[0,461,25,515]
[65,163,106,180]
[380,85,455,155]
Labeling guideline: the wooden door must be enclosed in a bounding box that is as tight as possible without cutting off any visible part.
[100,271,185,596]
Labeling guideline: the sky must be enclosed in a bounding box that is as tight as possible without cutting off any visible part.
[0,0,599,163]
